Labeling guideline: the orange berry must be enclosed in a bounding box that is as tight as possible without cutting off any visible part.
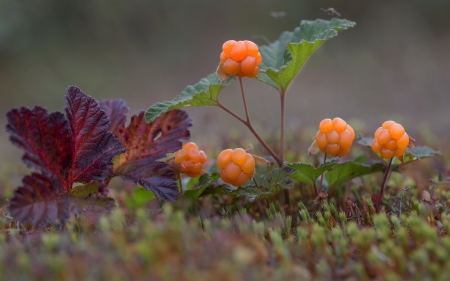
[245,66,259,78]
[382,120,395,129]
[222,40,236,56]
[396,133,409,149]
[385,140,397,150]
[380,148,395,159]
[175,149,188,163]
[230,172,249,186]
[315,117,354,156]
[319,119,333,133]
[232,148,248,166]
[223,58,240,75]
[374,127,382,138]
[347,125,355,140]
[395,148,406,157]
[244,40,259,56]
[339,130,353,149]
[241,154,255,174]
[326,144,341,155]
[230,41,247,61]
[255,52,262,65]
[199,151,207,163]
[372,121,408,159]
[389,123,405,140]
[338,148,350,157]
[220,52,227,63]
[332,117,347,132]
[315,131,328,151]
[240,56,257,74]
[217,149,233,169]
[183,142,198,151]
[223,162,241,181]
[372,139,382,153]
[326,130,340,144]
[377,129,391,145]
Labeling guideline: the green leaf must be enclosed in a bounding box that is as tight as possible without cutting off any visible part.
[183,173,220,201]
[357,137,373,148]
[404,146,441,162]
[286,160,338,185]
[257,18,355,91]
[125,187,156,210]
[70,181,104,199]
[238,165,296,202]
[326,161,386,187]
[145,73,235,122]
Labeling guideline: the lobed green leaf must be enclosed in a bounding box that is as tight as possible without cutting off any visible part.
[257,18,356,91]
[145,74,235,122]
[286,160,338,185]
[325,160,386,187]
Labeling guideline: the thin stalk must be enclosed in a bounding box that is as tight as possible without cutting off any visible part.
[239,77,251,122]
[376,158,393,211]
[279,91,290,210]
[318,153,328,192]
[216,90,282,166]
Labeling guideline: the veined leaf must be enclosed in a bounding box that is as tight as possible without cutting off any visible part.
[239,166,295,202]
[325,161,386,187]
[257,18,355,91]
[111,109,192,203]
[182,173,221,202]
[7,86,125,225]
[404,146,441,162]
[286,160,338,185]
[145,73,235,122]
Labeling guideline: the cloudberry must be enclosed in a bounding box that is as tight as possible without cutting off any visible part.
[372,121,409,159]
[174,142,207,178]
[220,40,262,78]
[315,117,355,157]
[217,148,255,186]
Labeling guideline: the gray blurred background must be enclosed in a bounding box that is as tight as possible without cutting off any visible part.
[1,0,449,167]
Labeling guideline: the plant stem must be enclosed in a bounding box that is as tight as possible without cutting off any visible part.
[216,89,282,166]
[279,91,290,210]
[318,153,328,192]
[376,158,393,211]
[239,77,251,122]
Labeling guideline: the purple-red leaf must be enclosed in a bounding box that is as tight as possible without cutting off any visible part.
[9,173,67,225]
[112,109,192,202]
[99,99,129,137]
[65,86,126,183]
[7,86,126,225]
[6,107,72,188]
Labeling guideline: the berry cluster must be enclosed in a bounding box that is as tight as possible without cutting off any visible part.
[174,142,207,178]
[371,121,409,159]
[217,148,255,186]
[220,40,262,78]
[315,118,355,157]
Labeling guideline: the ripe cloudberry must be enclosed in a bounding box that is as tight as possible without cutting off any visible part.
[220,40,262,78]
[217,148,255,186]
[315,117,355,157]
[372,121,409,159]
[174,142,207,178]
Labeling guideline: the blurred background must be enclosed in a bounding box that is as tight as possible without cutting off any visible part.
[1,0,449,167]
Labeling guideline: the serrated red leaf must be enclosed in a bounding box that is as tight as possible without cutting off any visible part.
[6,107,72,188]
[65,86,126,183]
[113,109,192,202]
[7,86,126,225]
[9,173,67,225]
[99,99,129,137]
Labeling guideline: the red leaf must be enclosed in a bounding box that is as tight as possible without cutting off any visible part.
[9,173,67,225]
[6,107,72,188]
[65,86,126,183]
[113,109,192,202]
[99,99,128,137]
[7,86,126,225]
